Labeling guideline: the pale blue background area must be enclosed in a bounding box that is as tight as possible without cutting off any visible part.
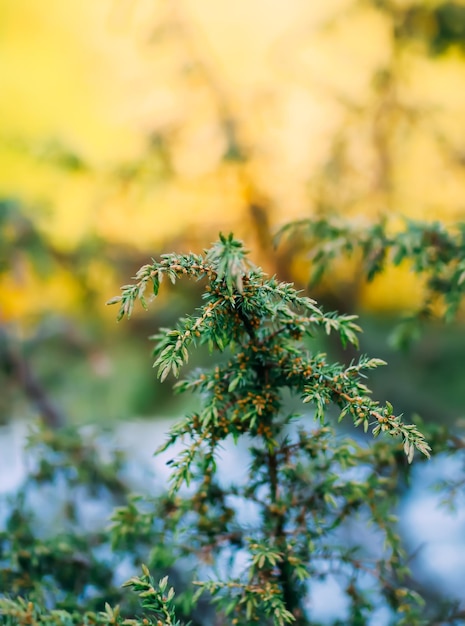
[1,418,464,623]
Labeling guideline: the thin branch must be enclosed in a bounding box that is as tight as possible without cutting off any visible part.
[0,326,65,428]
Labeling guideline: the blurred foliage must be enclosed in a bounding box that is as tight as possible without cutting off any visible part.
[278,216,465,348]
[1,417,464,624]
[394,2,465,56]
[0,423,212,625]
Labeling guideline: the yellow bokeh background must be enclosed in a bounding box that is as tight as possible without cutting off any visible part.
[2,0,465,322]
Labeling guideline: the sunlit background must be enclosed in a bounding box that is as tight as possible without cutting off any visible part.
[2,0,465,622]
[3,0,465,317]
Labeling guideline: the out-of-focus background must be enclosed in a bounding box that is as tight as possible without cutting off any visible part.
[1,0,465,620]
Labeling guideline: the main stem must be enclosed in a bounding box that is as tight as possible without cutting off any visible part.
[268,446,305,623]
[237,304,305,621]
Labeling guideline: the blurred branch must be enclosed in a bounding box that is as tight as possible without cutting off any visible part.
[158,1,278,262]
[277,216,465,349]
[0,326,65,428]
[166,0,246,162]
